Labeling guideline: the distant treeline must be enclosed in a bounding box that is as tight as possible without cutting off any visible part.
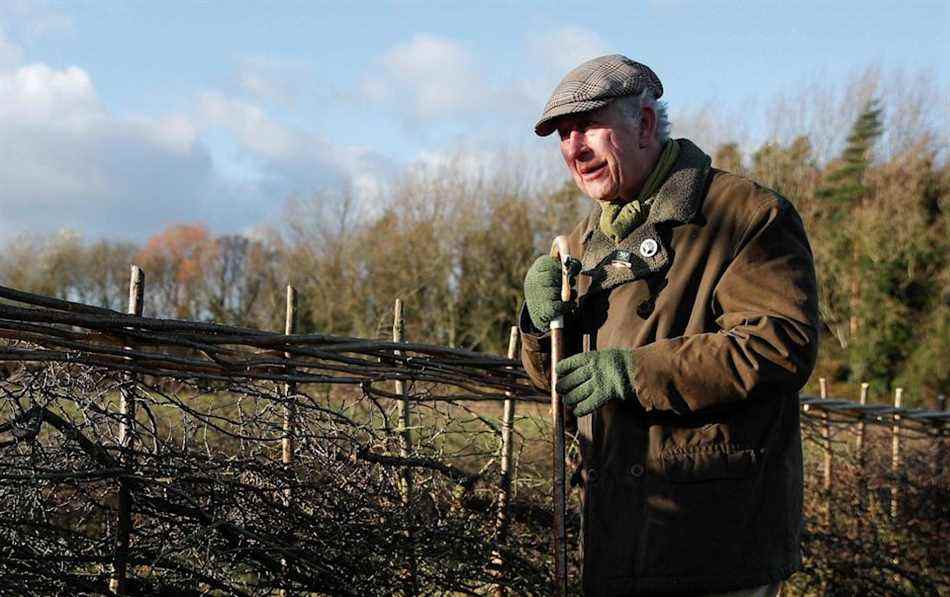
[2,70,946,408]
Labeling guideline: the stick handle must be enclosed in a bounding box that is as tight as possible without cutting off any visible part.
[552,235,572,303]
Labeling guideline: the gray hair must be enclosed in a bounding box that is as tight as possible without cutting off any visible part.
[613,88,671,143]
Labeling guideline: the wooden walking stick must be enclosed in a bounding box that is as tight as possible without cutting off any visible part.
[549,235,573,595]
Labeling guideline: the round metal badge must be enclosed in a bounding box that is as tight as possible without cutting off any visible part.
[639,238,658,258]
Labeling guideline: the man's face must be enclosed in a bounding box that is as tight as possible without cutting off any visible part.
[556,102,650,204]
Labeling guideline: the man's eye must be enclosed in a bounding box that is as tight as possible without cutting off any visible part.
[559,124,588,140]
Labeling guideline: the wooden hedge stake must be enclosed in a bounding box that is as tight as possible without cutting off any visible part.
[278,286,297,597]
[855,382,869,463]
[819,378,832,528]
[111,265,144,595]
[393,298,417,595]
[492,326,519,597]
[282,286,298,466]
[853,382,870,518]
[891,387,903,520]
[936,395,947,479]
[393,299,412,499]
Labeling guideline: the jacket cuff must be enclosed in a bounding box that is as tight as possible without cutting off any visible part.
[629,344,659,413]
[629,342,695,415]
[518,302,551,352]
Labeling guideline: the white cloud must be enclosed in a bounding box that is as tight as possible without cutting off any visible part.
[0,45,397,243]
[199,91,300,160]
[0,63,100,127]
[139,114,199,154]
[527,27,610,75]
[361,34,483,121]
[358,75,389,103]
[1,25,598,243]
[517,27,612,109]
[355,29,612,131]
[197,90,397,212]
[0,59,218,242]
[239,70,280,102]
[235,56,302,106]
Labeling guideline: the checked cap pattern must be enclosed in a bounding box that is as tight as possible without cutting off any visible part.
[534,54,663,137]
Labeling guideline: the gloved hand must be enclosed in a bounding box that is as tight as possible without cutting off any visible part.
[523,255,577,331]
[555,348,638,417]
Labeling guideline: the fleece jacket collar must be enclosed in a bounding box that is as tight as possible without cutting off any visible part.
[578,138,712,296]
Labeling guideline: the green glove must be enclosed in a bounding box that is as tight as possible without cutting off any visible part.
[555,348,638,417]
[523,255,577,331]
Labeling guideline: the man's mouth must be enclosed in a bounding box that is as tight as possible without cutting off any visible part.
[579,162,606,180]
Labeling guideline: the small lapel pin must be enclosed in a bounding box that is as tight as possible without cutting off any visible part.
[639,238,658,258]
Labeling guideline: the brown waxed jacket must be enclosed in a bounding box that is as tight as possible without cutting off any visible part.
[520,139,819,595]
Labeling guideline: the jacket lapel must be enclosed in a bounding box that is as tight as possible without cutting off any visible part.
[579,139,712,297]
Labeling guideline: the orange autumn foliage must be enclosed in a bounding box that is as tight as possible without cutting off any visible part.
[136,224,217,319]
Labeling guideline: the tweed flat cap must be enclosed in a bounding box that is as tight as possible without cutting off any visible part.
[534,54,663,137]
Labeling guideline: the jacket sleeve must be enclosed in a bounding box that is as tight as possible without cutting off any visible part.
[630,197,820,415]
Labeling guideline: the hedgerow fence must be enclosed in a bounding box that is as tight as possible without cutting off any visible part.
[0,274,946,596]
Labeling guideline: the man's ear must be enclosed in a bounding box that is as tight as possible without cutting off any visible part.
[638,106,657,147]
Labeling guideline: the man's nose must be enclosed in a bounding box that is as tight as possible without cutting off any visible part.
[564,130,588,160]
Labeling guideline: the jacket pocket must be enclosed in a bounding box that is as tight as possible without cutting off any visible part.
[657,444,761,483]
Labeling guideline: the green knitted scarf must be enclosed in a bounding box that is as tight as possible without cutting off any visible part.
[599,139,680,243]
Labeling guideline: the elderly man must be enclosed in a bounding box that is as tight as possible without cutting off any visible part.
[520,55,819,596]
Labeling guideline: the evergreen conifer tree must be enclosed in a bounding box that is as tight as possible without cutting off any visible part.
[813,100,883,378]
[816,100,883,206]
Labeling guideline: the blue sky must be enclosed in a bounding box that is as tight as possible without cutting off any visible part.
[1,0,946,242]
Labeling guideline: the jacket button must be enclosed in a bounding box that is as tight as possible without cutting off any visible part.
[586,468,599,483]
[636,297,655,318]
[629,463,644,478]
